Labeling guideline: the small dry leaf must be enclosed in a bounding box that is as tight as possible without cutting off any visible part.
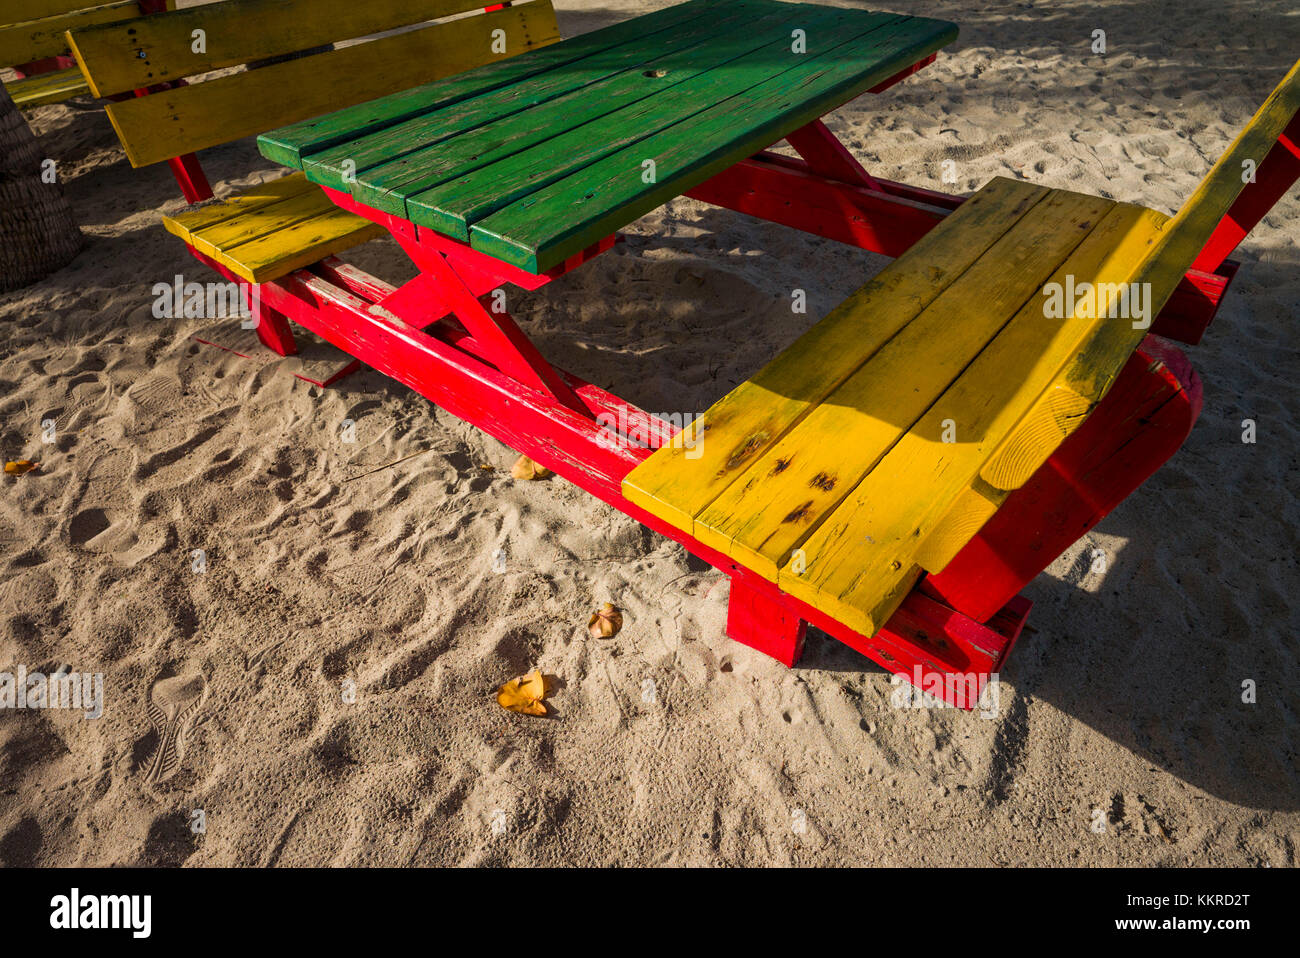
[510,455,552,480]
[587,602,623,639]
[4,461,39,476]
[496,669,549,716]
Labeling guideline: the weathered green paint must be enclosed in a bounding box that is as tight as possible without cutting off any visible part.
[472,16,957,270]
[257,0,958,274]
[407,5,899,239]
[257,0,719,168]
[311,0,781,214]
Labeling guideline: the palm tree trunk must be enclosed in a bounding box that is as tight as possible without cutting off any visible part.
[0,83,83,293]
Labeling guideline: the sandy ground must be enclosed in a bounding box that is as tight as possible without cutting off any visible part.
[1,0,1297,867]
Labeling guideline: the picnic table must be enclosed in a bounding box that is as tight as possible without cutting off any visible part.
[220,0,1295,708]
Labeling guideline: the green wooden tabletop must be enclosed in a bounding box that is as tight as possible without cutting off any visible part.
[258,0,958,273]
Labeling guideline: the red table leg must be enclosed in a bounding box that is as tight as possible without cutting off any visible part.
[727,578,807,666]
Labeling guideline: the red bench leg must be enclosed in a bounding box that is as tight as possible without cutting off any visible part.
[167,153,213,203]
[1193,112,1300,274]
[925,336,1202,623]
[250,297,297,356]
[726,576,808,666]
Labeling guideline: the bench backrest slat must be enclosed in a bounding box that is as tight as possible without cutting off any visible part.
[0,0,138,66]
[70,0,516,97]
[1138,57,1300,311]
[73,0,559,169]
[6,1,130,26]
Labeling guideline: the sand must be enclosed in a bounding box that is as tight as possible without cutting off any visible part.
[0,0,1297,866]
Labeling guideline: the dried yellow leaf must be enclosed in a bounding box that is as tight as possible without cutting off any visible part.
[4,461,38,476]
[496,669,549,716]
[587,602,623,639]
[510,455,552,480]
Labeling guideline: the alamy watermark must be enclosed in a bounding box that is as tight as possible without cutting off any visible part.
[152,274,260,326]
[0,665,103,719]
[1042,276,1153,329]
[595,407,704,459]
[890,667,1000,718]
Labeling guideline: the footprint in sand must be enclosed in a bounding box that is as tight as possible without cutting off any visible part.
[143,674,208,784]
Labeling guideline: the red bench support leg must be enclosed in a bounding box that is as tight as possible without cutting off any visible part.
[166,152,212,204]
[250,297,298,357]
[925,336,1203,623]
[1193,112,1300,274]
[727,577,808,667]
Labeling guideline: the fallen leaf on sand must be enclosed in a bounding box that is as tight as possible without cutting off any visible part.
[588,602,623,639]
[497,669,550,716]
[510,455,552,480]
[4,461,39,476]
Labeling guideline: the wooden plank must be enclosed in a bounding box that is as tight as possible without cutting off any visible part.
[694,187,1115,578]
[329,1,820,215]
[204,209,385,284]
[466,14,959,270]
[188,189,346,263]
[0,1,136,66]
[405,5,894,241]
[98,2,559,168]
[778,199,1168,638]
[622,177,1045,533]
[6,2,112,24]
[1135,57,1300,316]
[67,0,515,98]
[257,0,715,170]
[6,65,88,107]
[162,172,317,244]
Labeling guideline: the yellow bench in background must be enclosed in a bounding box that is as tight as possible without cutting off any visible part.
[1,0,174,109]
[67,0,562,279]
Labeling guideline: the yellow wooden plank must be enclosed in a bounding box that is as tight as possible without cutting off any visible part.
[912,61,1299,579]
[96,2,560,168]
[6,65,88,107]
[693,186,1116,579]
[778,202,1167,637]
[67,0,515,98]
[1138,58,1300,315]
[6,2,107,25]
[211,210,385,284]
[0,1,135,66]
[162,173,318,243]
[622,176,1049,534]
[190,189,344,262]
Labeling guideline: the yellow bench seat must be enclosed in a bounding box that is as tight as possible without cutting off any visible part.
[624,176,1168,637]
[162,172,384,284]
[7,66,90,107]
[627,56,1300,640]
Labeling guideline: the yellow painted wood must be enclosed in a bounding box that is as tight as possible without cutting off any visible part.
[162,172,381,283]
[694,187,1114,579]
[0,1,136,66]
[6,2,108,24]
[622,176,1049,533]
[6,65,88,107]
[67,0,511,98]
[94,2,559,168]
[209,209,385,284]
[189,189,346,263]
[1137,57,1300,318]
[162,172,317,244]
[778,201,1167,637]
